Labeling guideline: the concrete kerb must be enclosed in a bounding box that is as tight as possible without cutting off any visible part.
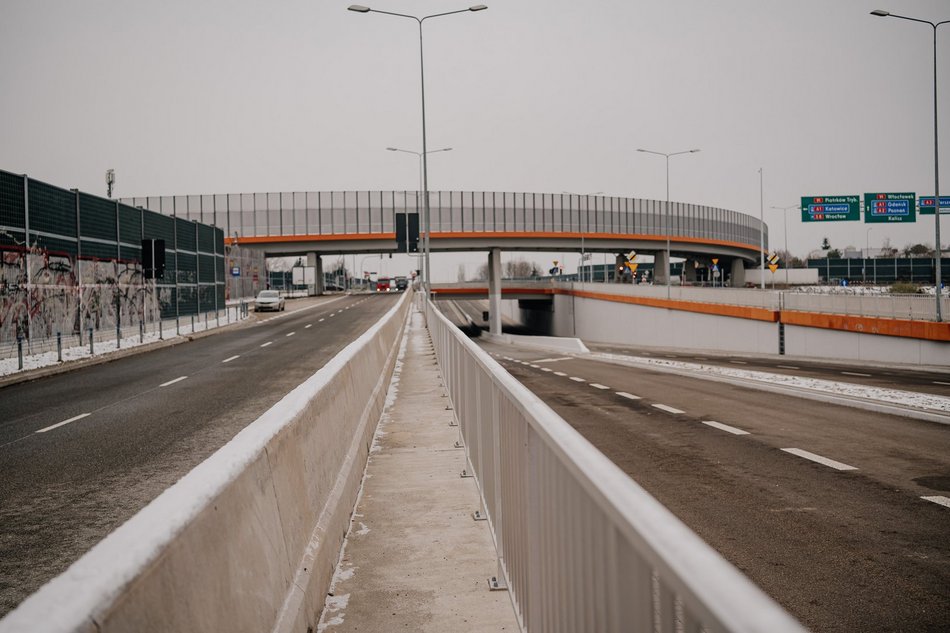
[0,291,412,633]
[485,332,590,354]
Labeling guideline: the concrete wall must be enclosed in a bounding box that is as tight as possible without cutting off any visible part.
[0,291,412,633]
[785,324,949,366]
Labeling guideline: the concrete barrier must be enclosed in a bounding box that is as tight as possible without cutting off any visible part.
[0,291,412,633]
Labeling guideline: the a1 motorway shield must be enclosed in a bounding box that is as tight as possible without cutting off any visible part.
[919,196,950,215]
[864,192,916,223]
[800,195,860,222]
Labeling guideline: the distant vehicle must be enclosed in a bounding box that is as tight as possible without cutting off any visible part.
[376,277,391,292]
[394,276,408,291]
[254,290,285,312]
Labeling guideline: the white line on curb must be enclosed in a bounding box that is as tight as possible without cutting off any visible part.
[652,404,684,414]
[842,371,871,377]
[616,392,641,400]
[729,360,747,365]
[36,413,90,434]
[921,495,950,508]
[222,355,240,363]
[590,383,610,390]
[261,342,273,348]
[702,420,749,435]
[781,448,857,471]
[934,381,950,386]
[160,376,188,388]
[777,365,799,370]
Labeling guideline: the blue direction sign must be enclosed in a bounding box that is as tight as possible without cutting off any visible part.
[919,196,950,215]
[800,195,860,222]
[864,192,916,223]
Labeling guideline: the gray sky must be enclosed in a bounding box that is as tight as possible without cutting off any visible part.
[2,0,948,281]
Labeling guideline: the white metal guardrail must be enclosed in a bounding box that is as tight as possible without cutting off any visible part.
[783,291,950,321]
[426,298,805,632]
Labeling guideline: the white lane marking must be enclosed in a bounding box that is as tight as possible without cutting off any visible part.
[330,313,336,317]
[933,381,950,386]
[777,365,800,370]
[590,383,610,390]
[529,364,541,369]
[729,360,748,365]
[535,357,572,364]
[222,355,240,363]
[652,404,685,414]
[540,368,553,372]
[569,376,585,382]
[554,372,568,377]
[286,332,295,337]
[616,392,641,400]
[842,371,871,377]
[305,324,313,329]
[261,341,273,348]
[702,420,750,435]
[921,495,950,508]
[36,413,90,434]
[693,357,707,361]
[319,318,325,322]
[160,376,188,388]
[781,448,857,471]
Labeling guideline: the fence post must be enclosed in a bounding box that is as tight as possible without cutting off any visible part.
[89,328,94,355]
[190,314,195,334]
[176,315,180,336]
[17,337,23,370]
[140,320,145,344]
[57,332,62,363]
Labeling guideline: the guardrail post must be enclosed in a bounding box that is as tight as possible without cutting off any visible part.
[89,328,94,355]
[176,316,180,336]
[205,310,209,330]
[17,337,23,370]
[190,315,195,334]
[57,332,62,363]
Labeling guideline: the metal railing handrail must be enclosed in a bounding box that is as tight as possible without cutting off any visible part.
[426,298,805,632]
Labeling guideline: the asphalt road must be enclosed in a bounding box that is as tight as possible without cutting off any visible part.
[479,339,950,632]
[0,292,400,617]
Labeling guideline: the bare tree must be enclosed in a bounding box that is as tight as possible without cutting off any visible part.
[457,264,467,282]
[503,258,540,279]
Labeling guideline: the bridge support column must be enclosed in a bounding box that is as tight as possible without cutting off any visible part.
[488,248,502,336]
[308,252,324,296]
[615,253,626,283]
[730,258,746,288]
[683,259,697,283]
[654,250,670,285]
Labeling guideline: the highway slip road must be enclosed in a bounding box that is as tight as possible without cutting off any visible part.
[481,339,950,633]
[0,293,399,617]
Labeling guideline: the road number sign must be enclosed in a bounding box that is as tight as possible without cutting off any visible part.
[919,196,950,215]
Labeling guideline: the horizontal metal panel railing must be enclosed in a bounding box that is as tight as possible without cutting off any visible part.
[426,298,805,633]
[121,191,767,252]
[783,291,950,321]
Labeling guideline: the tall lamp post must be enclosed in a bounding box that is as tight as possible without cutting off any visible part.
[770,204,799,285]
[636,148,701,298]
[387,147,452,259]
[871,9,947,321]
[350,4,487,298]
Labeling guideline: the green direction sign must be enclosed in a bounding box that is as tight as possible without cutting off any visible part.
[919,196,950,215]
[800,196,860,222]
[864,192,916,223]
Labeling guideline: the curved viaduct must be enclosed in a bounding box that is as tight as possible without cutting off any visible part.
[122,190,769,268]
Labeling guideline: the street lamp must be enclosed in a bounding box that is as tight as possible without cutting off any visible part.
[563,191,603,283]
[387,147,452,196]
[770,204,799,285]
[350,4,487,298]
[871,9,948,321]
[636,148,700,298]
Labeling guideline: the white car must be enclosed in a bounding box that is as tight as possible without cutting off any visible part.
[254,290,285,312]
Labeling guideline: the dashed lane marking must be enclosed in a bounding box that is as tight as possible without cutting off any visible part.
[702,420,749,435]
[319,318,325,322]
[933,381,950,386]
[540,368,553,372]
[616,392,641,400]
[652,404,684,414]
[535,357,572,363]
[222,355,240,363]
[261,341,273,348]
[922,496,950,508]
[529,364,541,369]
[569,376,585,382]
[36,413,90,434]
[286,332,295,337]
[554,372,568,377]
[305,324,313,329]
[590,383,610,390]
[160,376,188,388]
[781,448,857,471]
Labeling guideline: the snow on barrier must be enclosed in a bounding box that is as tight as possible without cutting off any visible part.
[427,298,806,633]
[0,290,412,633]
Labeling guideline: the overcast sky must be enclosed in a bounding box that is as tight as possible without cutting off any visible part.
[2,0,948,281]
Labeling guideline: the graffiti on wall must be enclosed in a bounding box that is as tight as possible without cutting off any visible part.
[0,246,160,345]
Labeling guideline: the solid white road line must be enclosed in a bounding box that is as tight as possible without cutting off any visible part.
[36,413,90,434]
[777,365,800,370]
[652,404,685,414]
[921,495,950,508]
[590,383,610,390]
[569,376,585,382]
[554,372,568,377]
[305,324,312,329]
[729,360,748,365]
[842,371,871,377]
[261,341,273,347]
[781,448,857,471]
[160,376,188,388]
[529,364,541,369]
[286,332,295,337]
[535,357,571,363]
[702,420,750,435]
[222,355,240,363]
[616,392,641,400]
[933,381,950,386]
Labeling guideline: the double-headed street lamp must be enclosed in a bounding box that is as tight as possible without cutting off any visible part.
[871,9,948,321]
[350,4,487,298]
[770,204,799,285]
[636,148,700,298]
